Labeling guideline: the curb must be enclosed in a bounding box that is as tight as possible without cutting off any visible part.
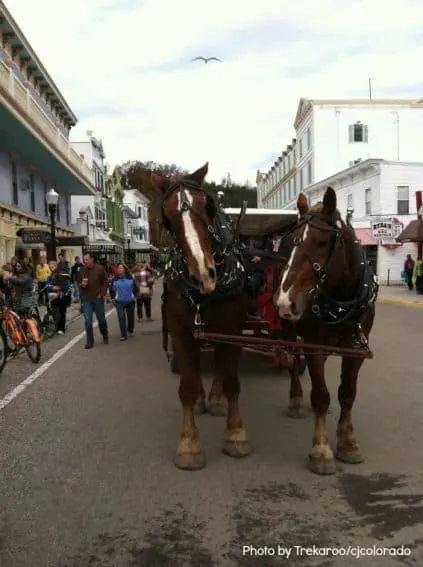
[378,296,423,308]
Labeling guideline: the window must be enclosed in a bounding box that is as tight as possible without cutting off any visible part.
[306,127,311,151]
[397,185,409,215]
[44,181,48,216]
[365,188,372,215]
[137,206,142,218]
[56,198,61,222]
[11,161,18,205]
[299,138,303,159]
[300,168,304,191]
[66,195,70,225]
[307,160,312,186]
[347,193,353,210]
[29,173,35,212]
[348,122,368,143]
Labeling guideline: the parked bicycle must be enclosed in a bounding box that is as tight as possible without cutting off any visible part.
[1,294,41,363]
[30,286,56,340]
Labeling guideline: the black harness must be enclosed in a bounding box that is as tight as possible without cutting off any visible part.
[161,178,246,319]
[281,210,378,332]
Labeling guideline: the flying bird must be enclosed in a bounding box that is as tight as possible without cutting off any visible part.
[191,56,222,64]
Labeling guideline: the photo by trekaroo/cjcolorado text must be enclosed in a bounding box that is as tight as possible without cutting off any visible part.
[242,544,413,560]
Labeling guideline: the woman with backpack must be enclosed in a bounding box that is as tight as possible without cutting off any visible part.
[109,263,138,341]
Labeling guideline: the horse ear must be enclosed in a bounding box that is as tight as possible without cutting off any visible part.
[151,172,171,194]
[297,193,309,216]
[322,186,337,216]
[188,162,209,185]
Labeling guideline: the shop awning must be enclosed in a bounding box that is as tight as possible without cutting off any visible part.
[354,228,377,246]
[396,219,423,243]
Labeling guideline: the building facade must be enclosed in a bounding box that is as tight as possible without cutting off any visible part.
[258,98,423,209]
[71,134,124,262]
[122,188,153,264]
[0,1,95,265]
[302,159,423,283]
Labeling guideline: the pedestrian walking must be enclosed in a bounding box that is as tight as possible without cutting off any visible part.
[35,256,51,305]
[109,264,137,341]
[71,256,84,312]
[133,263,154,321]
[46,261,72,335]
[404,254,415,291]
[79,254,109,349]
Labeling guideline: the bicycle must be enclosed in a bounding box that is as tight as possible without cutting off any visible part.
[1,295,41,363]
[30,286,56,340]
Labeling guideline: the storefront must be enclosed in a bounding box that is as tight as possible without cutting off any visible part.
[82,243,123,265]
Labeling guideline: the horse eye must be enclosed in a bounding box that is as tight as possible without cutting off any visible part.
[317,241,328,248]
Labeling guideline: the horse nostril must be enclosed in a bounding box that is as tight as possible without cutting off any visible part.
[190,274,200,285]
[208,268,216,280]
[290,301,298,315]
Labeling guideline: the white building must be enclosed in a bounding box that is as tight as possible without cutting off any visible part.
[302,159,422,283]
[70,132,123,261]
[122,188,154,263]
[258,98,423,208]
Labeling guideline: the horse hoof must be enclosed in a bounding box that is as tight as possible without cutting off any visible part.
[335,448,364,464]
[308,456,337,475]
[193,399,206,415]
[174,451,206,470]
[222,440,251,458]
[286,406,306,419]
[208,401,227,417]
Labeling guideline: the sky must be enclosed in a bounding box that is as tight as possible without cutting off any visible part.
[4,0,423,184]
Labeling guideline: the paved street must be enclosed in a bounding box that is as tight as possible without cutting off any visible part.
[0,292,422,567]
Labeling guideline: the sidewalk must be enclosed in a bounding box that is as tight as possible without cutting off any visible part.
[378,284,423,308]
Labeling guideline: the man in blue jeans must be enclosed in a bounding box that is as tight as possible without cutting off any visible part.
[79,255,109,349]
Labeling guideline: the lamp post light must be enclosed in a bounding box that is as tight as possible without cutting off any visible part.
[45,188,59,261]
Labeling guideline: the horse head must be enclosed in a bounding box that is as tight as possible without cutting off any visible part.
[151,163,218,294]
[274,186,355,320]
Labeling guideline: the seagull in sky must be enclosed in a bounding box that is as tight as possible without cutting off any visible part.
[191,56,222,64]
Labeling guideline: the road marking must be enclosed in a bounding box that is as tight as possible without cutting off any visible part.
[0,310,114,411]
[378,296,423,309]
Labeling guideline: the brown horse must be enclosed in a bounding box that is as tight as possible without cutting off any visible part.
[274,187,377,475]
[151,163,250,470]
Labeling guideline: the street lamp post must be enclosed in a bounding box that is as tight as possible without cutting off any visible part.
[45,188,59,262]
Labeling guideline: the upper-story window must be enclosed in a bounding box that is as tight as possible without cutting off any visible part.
[307,160,312,186]
[397,185,409,215]
[347,193,353,210]
[11,160,18,206]
[299,138,303,159]
[348,122,368,143]
[137,205,142,218]
[29,173,35,212]
[365,188,372,215]
[44,181,48,216]
[306,127,311,151]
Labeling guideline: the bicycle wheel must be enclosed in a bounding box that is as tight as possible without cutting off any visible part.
[43,311,56,339]
[23,319,41,363]
[0,327,7,374]
[2,318,18,356]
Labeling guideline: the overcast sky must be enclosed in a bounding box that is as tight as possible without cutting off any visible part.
[5,0,423,184]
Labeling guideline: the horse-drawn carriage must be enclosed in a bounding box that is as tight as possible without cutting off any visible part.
[154,163,377,475]
[162,208,307,374]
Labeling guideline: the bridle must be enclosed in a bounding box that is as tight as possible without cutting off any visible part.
[161,177,245,296]
[161,178,216,239]
[293,211,346,299]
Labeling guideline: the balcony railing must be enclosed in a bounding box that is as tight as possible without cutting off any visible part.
[0,59,93,188]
